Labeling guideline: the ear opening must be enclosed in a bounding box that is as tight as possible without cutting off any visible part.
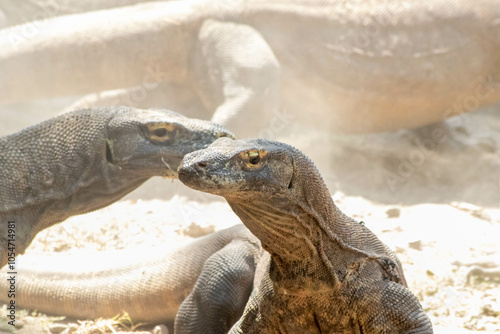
[287,155,294,189]
[106,139,113,163]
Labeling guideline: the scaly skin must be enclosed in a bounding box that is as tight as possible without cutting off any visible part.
[0,224,260,323]
[1,0,499,135]
[178,138,432,333]
[0,107,232,268]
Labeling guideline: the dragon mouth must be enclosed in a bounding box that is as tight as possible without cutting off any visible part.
[177,161,209,191]
[177,166,200,184]
[177,171,189,182]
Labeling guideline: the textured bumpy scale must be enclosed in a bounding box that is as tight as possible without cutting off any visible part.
[0,224,259,322]
[0,106,232,268]
[178,138,433,333]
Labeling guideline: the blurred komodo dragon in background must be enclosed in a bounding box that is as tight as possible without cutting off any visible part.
[177,138,433,333]
[0,106,232,268]
[0,0,159,28]
[1,0,499,137]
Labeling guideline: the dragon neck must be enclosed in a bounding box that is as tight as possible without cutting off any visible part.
[226,147,372,288]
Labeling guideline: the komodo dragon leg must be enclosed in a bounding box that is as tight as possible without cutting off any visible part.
[0,224,260,324]
[0,106,233,268]
[64,19,282,137]
[175,234,263,334]
[0,5,282,138]
[186,19,281,137]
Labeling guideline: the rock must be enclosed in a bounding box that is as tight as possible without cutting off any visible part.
[153,324,169,334]
[385,208,400,218]
[409,240,423,251]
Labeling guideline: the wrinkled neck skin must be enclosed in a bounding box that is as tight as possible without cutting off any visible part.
[226,174,360,292]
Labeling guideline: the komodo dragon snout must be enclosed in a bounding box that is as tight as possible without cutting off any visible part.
[178,137,293,195]
[108,108,234,177]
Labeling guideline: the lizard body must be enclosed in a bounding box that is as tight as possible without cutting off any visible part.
[178,138,432,333]
[1,0,499,135]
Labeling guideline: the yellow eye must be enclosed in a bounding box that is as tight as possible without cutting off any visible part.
[240,149,268,169]
[147,123,175,141]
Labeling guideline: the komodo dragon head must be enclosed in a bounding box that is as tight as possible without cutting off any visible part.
[1,107,234,214]
[106,107,233,177]
[178,137,338,262]
[178,137,296,196]
[0,107,233,266]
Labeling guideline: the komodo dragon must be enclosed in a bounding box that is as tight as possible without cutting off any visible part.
[0,224,260,323]
[0,106,232,268]
[1,0,499,136]
[177,137,433,333]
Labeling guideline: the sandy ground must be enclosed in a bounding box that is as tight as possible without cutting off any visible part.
[0,102,499,333]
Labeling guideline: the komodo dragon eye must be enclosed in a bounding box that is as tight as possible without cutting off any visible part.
[240,149,268,169]
[146,122,176,142]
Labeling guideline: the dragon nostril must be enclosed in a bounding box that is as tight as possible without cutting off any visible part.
[197,161,208,168]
